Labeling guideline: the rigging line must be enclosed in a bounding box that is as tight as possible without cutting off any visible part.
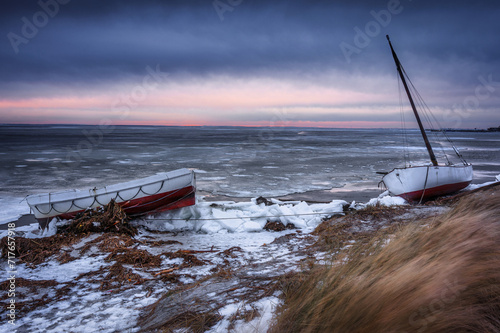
[413,90,467,164]
[403,71,465,164]
[401,68,451,163]
[401,66,444,135]
[142,211,344,221]
[397,68,410,166]
[399,64,433,163]
[402,69,435,129]
[413,97,449,162]
[407,79,437,133]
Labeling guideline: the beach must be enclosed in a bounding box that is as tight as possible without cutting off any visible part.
[2,180,499,332]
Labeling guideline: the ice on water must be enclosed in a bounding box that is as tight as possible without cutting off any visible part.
[1,125,499,226]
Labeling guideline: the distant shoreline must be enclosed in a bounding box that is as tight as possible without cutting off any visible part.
[430,126,500,133]
[4,123,500,131]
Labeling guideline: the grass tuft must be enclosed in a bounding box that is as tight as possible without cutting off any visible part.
[271,191,500,333]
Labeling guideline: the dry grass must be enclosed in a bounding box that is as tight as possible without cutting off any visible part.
[312,204,408,252]
[271,191,500,333]
[157,310,222,333]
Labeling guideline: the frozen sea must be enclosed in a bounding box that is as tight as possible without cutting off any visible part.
[1,124,500,225]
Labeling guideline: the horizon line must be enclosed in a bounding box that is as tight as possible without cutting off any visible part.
[1,122,493,131]
[0,122,430,130]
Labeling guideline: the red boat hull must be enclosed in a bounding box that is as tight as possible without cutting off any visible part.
[399,181,471,202]
[41,185,195,223]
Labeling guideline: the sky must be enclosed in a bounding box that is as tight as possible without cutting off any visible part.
[1,0,499,128]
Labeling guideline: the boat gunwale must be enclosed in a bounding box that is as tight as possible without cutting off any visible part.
[382,163,473,180]
[26,168,194,206]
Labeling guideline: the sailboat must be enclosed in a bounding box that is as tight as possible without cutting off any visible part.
[381,35,473,202]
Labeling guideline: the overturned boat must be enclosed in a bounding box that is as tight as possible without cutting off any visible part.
[381,36,473,202]
[27,168,196,225]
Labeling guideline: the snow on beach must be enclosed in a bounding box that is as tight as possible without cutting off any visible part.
[138,197,349,234]
[1,196,349,333]
[2,177,499,332]
[467,173,500,190]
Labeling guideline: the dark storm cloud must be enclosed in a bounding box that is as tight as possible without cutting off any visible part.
[1,0,499,98]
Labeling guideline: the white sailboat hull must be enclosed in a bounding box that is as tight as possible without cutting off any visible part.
[382,164,473,201]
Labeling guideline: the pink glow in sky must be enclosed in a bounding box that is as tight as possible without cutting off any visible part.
[1,1,499,129]
[0,73,409,128]
[1,71,497,129]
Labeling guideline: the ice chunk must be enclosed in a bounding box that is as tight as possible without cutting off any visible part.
[367,195,407,207]
[139,197,346,234]
[242,221,263,232]
[200,220,222,234]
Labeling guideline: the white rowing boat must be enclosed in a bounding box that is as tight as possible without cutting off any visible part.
[26,168,196,224]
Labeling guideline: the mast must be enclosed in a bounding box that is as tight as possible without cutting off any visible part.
[386,35,438,166]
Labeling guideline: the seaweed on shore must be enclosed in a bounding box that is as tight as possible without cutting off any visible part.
[264,220,296,232]
[58,199,137,236]
[76,262,147,291]
[0,278,74,316]
[79,233,137,255]
[105,248,162,268]
[0,233,84,267]
[100,262,146,290]
[162,250,208,268]
[0,200,138,267]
